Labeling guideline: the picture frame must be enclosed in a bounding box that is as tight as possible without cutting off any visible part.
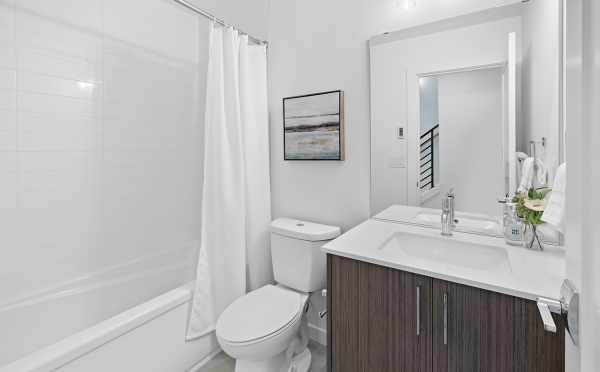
[283,90,345,161]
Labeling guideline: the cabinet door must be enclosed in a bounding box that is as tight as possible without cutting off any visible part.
[328,255,389,372]
[432,279,565,372]
[389,268,433,372]
[433,279,486,372]
[513,298,565,372]
[328,255,364,372]
[328,255,432,372]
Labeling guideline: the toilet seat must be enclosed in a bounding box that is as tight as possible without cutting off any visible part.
[216,285,305,345]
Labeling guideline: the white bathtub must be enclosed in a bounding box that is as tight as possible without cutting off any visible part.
[0,250,218,372]
[0,283,217,372]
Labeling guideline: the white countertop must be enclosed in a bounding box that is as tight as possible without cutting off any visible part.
[322,218,566,301]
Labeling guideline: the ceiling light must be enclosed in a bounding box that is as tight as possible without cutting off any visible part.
[396,0,417,10]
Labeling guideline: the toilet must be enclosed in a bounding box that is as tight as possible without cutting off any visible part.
[216,218,341,372]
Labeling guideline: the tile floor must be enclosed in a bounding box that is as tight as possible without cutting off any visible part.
[196,341,326,372]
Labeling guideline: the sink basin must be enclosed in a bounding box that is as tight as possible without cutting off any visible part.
[415,212,501,235]
[380,231,510,271]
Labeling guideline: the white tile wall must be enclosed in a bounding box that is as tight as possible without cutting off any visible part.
[0,89,16,110]
[0,46,16,69]
[0,1,15,46]
[0,109,16,150]
[0,0,204,307]
[0,68,16,89]
[17,47,102,83]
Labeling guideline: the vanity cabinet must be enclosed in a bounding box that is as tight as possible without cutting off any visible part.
[327,255,565,372]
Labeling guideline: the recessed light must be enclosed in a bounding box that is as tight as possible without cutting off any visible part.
[396,0,417,10]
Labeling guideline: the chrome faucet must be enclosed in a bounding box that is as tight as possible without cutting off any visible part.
[441,189,455,236]
[446,188,456,226]
[441,200,453,236]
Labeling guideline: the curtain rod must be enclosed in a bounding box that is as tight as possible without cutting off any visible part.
[172,0,269,46]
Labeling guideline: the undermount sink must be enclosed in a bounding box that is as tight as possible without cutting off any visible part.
[379,231,510,271]
[415,211,501,235]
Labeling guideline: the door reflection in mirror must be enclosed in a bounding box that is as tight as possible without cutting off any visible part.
[418,67,505,216]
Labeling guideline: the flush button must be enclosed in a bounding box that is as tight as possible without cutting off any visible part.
[296,223,305,227]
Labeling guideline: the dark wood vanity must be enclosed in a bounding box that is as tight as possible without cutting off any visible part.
[326,254,565,372]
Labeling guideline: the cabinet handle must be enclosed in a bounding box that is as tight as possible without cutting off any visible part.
[443,292,448,345]
[416,285,421,336]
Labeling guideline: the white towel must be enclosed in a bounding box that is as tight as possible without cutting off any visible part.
[517,157,548,193]
[516,152,529,162]
[518,157,535,193]
[534,158,548,187]
[542,163,566,233]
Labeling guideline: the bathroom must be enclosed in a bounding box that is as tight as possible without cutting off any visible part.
[0,0,599,371]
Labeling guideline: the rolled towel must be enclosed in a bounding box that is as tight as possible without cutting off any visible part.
[542,163,566,233]
[534,158,548,187]
[518,157,535,193]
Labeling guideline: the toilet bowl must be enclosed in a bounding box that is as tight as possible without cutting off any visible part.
[216,285,309,372]
[216,218,341,372]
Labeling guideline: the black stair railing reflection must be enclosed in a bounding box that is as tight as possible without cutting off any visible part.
[419,124,439,191]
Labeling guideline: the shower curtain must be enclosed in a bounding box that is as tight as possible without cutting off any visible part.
[186,24,271,340]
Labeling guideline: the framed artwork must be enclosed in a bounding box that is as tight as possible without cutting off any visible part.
[283,90,345,160]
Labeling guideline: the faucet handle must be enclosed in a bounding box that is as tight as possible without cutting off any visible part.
[447,188,455,198]
[536,297,563,333]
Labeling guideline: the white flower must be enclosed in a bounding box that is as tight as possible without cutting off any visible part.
[524,199,546,212]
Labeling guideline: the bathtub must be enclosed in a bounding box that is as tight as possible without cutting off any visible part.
[0,250,219,372]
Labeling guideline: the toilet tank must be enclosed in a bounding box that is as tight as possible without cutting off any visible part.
[270,218,341,293]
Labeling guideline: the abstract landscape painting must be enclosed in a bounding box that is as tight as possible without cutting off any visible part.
[283,91,344,160]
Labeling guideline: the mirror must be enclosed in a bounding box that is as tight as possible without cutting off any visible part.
[369,1,563,228]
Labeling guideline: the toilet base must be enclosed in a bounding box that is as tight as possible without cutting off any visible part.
[233,348,312,372]
[289,348,311,372]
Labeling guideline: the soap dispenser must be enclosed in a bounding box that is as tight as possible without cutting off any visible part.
[503,201,523,245]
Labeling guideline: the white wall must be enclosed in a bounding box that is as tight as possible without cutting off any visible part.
[564,0,583,370]
[565,0,600,370]
[0,0,269,352]
[580,1,600,368]
[420,77,439,133]
[418,77,439,191]
[521,0,562,178]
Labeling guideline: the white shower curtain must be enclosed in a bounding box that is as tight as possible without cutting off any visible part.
[187,24,271,340]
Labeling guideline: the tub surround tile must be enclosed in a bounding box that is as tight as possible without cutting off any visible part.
[1,0,204,366]
[0,109,16,150]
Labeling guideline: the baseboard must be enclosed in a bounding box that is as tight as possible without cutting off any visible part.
[187,348,222,372]
[308,324,327,346]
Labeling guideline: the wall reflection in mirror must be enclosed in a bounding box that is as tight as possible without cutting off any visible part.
[370,0,563,230]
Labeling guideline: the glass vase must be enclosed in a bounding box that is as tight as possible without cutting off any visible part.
[522,223,544,251]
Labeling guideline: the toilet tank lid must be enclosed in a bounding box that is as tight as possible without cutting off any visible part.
[271,218,341,241]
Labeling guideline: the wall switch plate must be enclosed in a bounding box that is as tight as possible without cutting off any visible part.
[397,126,404,139]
